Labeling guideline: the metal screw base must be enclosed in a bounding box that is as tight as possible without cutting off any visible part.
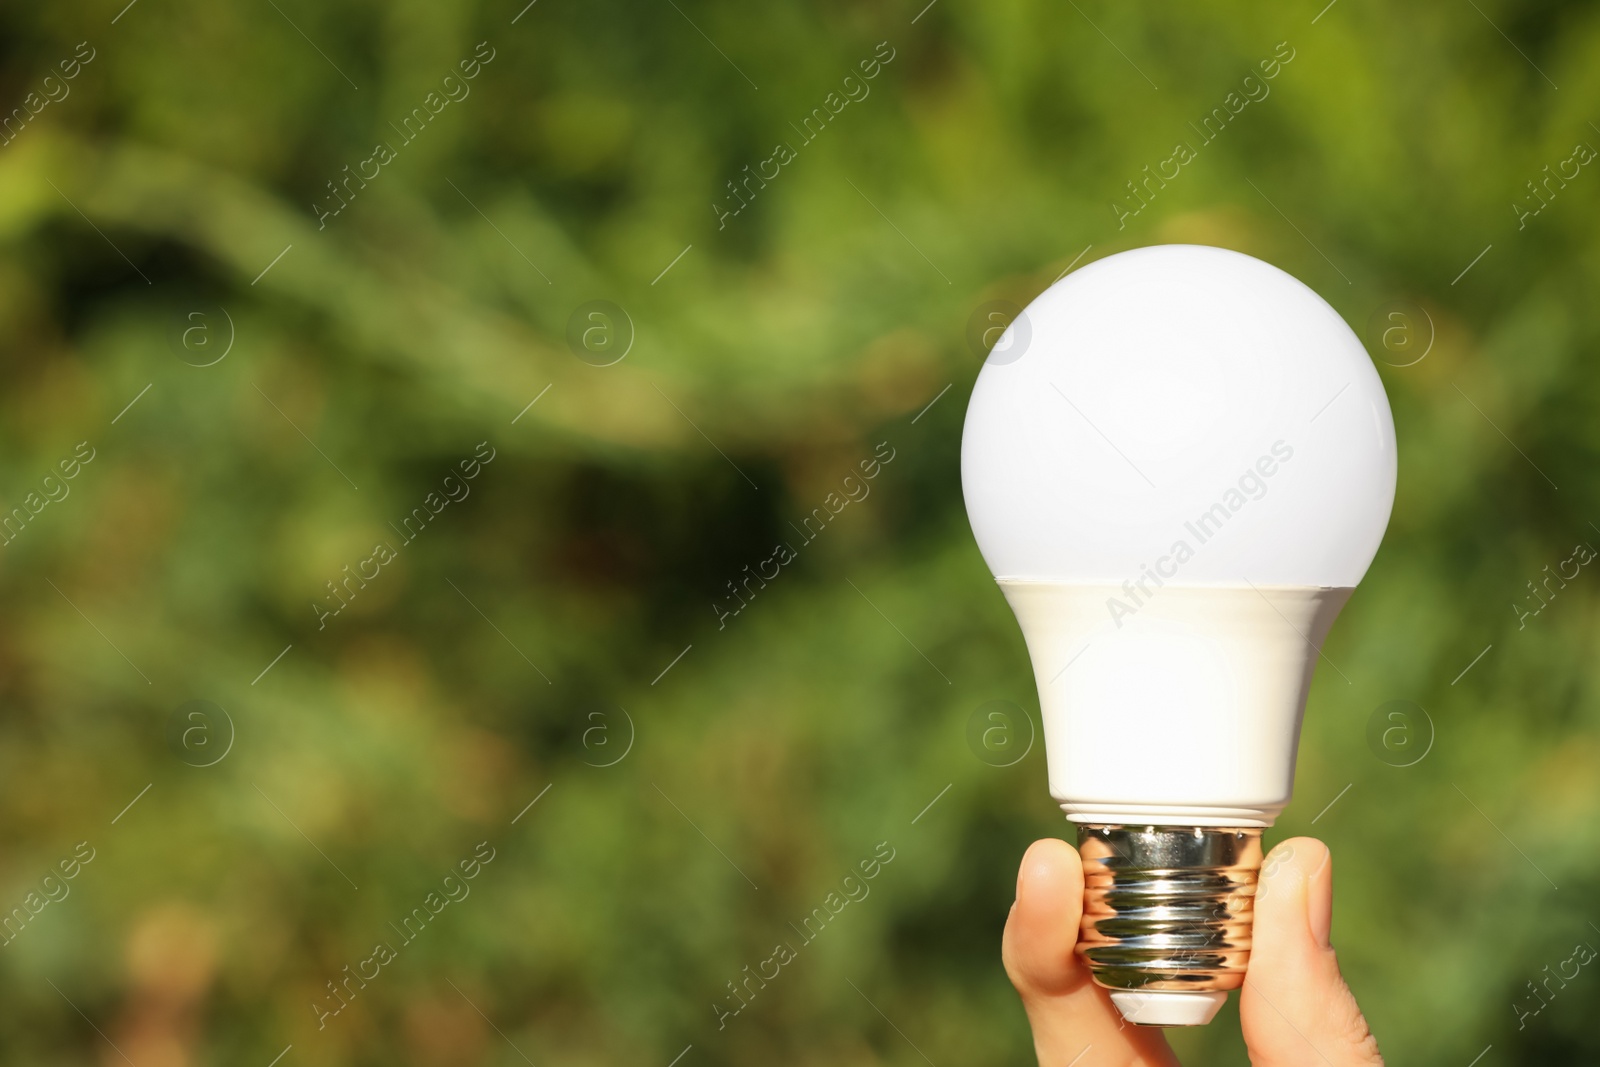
[1076,825,1264,999]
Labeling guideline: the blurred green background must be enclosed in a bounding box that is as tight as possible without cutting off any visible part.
[0,0,1596,1063]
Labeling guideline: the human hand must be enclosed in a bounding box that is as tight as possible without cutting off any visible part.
[1001,836,1383,1066]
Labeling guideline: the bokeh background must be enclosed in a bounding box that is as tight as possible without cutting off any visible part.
[0,0,1596,1063]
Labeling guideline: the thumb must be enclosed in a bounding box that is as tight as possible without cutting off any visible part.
[1001,839,1179,1067]
[1240,838,1383,1066]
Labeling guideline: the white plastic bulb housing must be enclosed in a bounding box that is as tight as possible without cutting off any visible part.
[961,244,1396,1025]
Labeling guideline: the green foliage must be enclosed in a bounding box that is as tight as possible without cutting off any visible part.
[0,0,1597,1063]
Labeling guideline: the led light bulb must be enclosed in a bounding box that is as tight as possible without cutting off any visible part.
[961,244,1396,1027]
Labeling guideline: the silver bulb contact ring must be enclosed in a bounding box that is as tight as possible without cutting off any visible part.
[1075,825,1263,1000]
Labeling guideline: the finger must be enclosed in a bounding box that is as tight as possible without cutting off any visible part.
[1240,838,1383,1066]
[1001,838,1179,1067]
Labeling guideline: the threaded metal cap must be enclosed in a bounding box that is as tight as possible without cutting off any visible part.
[1076,824,1263,1010]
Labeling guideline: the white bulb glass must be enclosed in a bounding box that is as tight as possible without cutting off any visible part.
[965,244,1393,588]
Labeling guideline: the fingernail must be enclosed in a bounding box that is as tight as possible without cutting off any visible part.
[1308,846,1333,948]
[1309,844,1331,880]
